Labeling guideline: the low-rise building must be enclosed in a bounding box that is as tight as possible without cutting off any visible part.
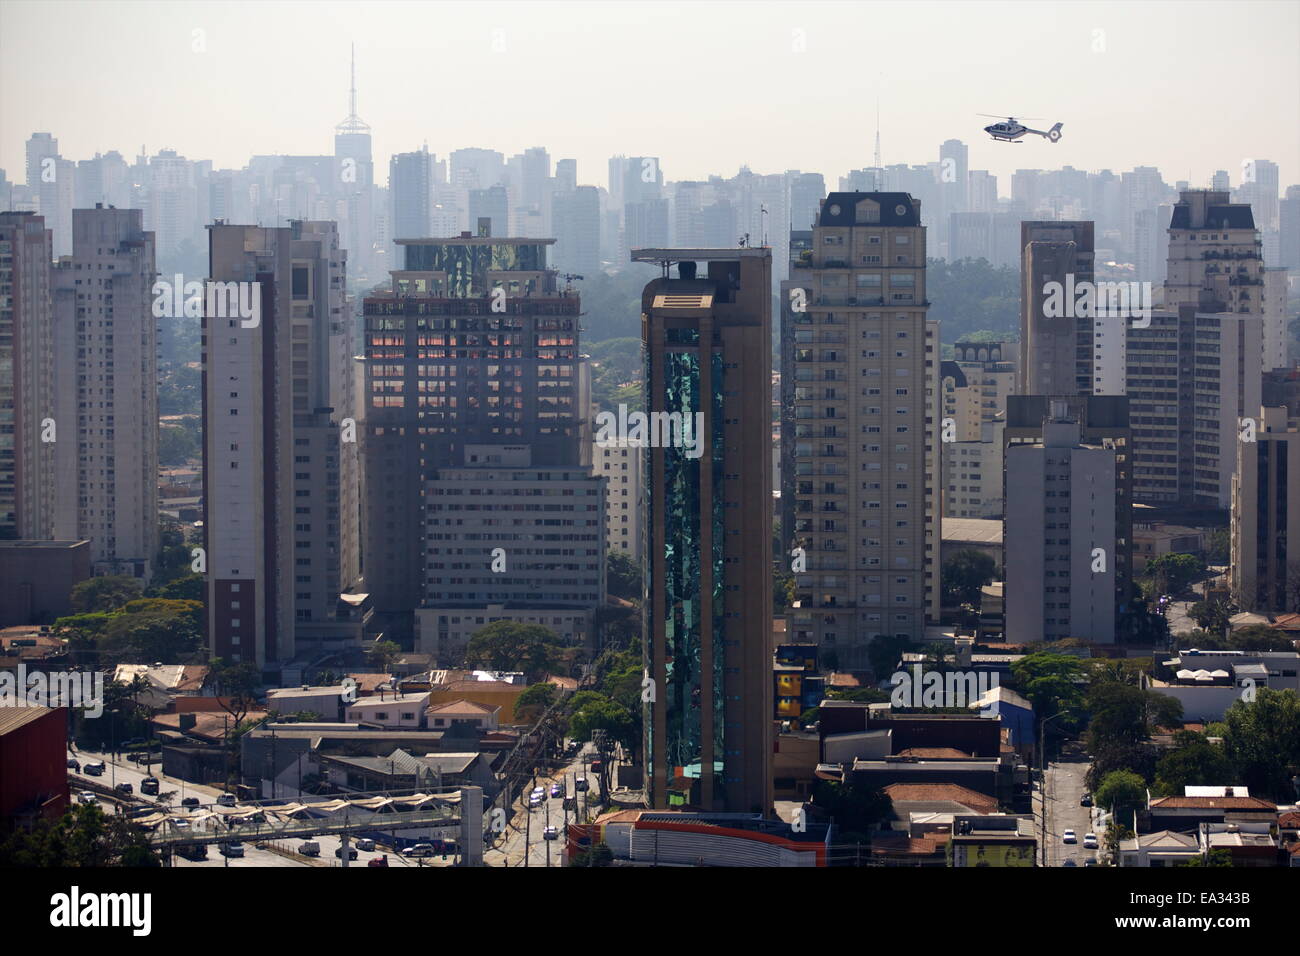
[1118,830,1202,867]
[343,692,434,730]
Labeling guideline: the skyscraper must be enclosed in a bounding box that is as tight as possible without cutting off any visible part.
[1005,402,1117,645]
[203,221,362,672]
[49,206,158,577]
[334,46,376,281]
[636,245,773,814]
[388,148,435,259]
[1231,405,1300,613]
[1018,221,1096,396]
[0,212,54,540]
[784,193,940,670]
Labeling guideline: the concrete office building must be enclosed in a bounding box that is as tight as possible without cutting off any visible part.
[0,212,55,541]
[942,419,1005,519]
[49,206,158,577]
[551,185,600,278]
[361,233,586,633]
[204,221,364,672]
[1231,406,1300,613]
[636,245,773,814]
[388,149,436,261]
[1126,305,1261,509]
[943,341,1017,442]
[1005,403,1117,645]
[1005,394,1132,621]
[1164,190,1264,315]
[1019,221,1097,396]
[416,444,604,663]
[785,193,941,668]
[594,437,644,564]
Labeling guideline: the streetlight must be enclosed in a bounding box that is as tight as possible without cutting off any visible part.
[1039,710,1069,868]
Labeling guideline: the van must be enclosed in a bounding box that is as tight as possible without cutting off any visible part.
[298,841,321,857]
[216,793,237,807]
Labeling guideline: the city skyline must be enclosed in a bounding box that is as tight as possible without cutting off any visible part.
[2,1,1298,190]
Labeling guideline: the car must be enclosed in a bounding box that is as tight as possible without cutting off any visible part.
[531,785,545,796]
[1080,793,1093,807]
[83,761,106,776]
[298,841,320,857]
[221,842,245,858]
[589,758,604,772]
[66,758,81,771]
[216,794,237,807]
[140,777,160,796]
[335,846,359,860]
[549,783,564,798]
[181,797,200,808]
[404,843,435,858]
[172,818,190,831]
[574,777,589,793]
[115,782,134,795]
[543,826,559,841]
[1062,829,1077,844]
[528,794,543,808]
[1083,832,1099,849]
[176,843,208,861]
[1084,858,1100,866]
[75,791,96,806]
[355,838,376,851]
[367,855,389,867]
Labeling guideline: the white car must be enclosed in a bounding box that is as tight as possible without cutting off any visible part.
[1083,832,1099,849]
[543,826,559,841]
[172,818,190,830]
[355,838,376,851]
[1062,829,1077,844]
[75,791,96,806]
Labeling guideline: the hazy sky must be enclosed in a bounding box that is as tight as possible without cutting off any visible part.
[2,0,1298,192]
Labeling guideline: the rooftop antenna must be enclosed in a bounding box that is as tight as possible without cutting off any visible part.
[336,42,371,134]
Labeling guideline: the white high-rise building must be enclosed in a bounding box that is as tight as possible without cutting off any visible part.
[593,438,644,563]
[50,206,158,577]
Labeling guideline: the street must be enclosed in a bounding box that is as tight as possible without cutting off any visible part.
[1036,744,1098,867]
[484,746,604,868]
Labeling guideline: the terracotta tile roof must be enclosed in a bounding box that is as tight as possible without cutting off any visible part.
[896,747,972,759]
[870,833,949,855]
[1149,796,1277,811]
[345,673,395,694]
[1277,811,1300,828]
[883,783,998,814]
[426,698,499,716]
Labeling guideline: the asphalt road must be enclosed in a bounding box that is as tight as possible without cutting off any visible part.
[484,747,603,868]
[1037,745,1098,867]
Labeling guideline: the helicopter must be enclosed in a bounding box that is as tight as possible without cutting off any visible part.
[979,114,1063,143]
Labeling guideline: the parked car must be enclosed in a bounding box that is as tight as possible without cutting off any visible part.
[355,838,376,851]
[220,842,245,858]
[1080,793,1093,807]
[75,791,96,806]
[171,818,190,831]
[543,826,559,841]
[181,797,200,808]
[115,782,133,795]
[528,794,543,808]
[549,783,564,798]
[1083,832,1099,849]
[140,777,160,796]
[298,841,320,857]
[66,758,80,771]
[1062,829,1077,844]
[83,761,106,776]
[574,777,589,793]
[404,843,435,858]
[216,794,237,807]
[367,855,389,867]
[335,846,359,860]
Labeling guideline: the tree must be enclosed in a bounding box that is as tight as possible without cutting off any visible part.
[1204,528,1230,565]
[1094,769,1147,822]
[98,610,203,666]
[1218,688,1300,802]
[810,778,893,836]
[1225,625,1294,652]
[1142,552,1204,596]
[606,551,642,601]
[0,804,159,867]
[1190,597,1237,636]
[209,659,262,728]
[941,549,998,606]
[569,840,614,867]
[1009,652,1086,719]
[148,573,204,602]
[1152,731,1232,797]
[70,575,144,613]
[513,682,558,721]
[1179,849,1233,867]
[1103,819,1135,857]
[464,621,564,680]
[867,634,912,682]
[366,640,401,672]
[772,568,795,615]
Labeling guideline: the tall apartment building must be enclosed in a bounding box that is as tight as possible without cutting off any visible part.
[1005,394,1132,619]
[1231,406,1300,612]
[636,246,773,815]
[1164,190,1264,315]
[1005,403,1117,645]
[49,206,158,577]
[204,221,363,672]
[361,234,586,633]
[593,437,644,563]
[942,340,1017,442]
[0,212,55,540]
[1261,267,1288,372]
[1019,221,1096,396]
[415,444,605,663]
[942,419,1005,519]
[1126,305,1262,510]
[388,149,436,260]
[784,193,940,670]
